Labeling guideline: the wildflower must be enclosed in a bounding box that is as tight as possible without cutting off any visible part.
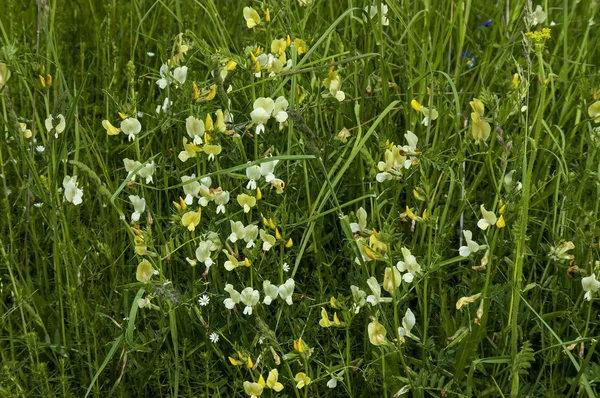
[282,262,290,272]
[272,96,289,124]
[531,5,547,26]
[137,296,157,310]
[181,175,201,205]
[278,278,295,305]
[121,118,142,142]
[173,66,188,86]
[368,319,387,346]
[181,208,201,231]
[397,308,415,343]
[243,7,261,28]
[588,101,600,123]
[262,281,279,305]
[461,50,475,68]
[549,241,575,262]
[0,62,10,89]
[63,175,83,205]
[203,144,222,161]
[178,138,203,162]
[582,274,600,301]
[36,145,45,153]
[459,230,485,257]
[260,229,277,251]
[365,4,389,26]
[298,0,312,6]
[250,97,274,134]
[223,284,241,309]
[504,170,523,191]
[136,259,155,283]
[270,179,285,194]
[129,195,146,222]
[350,285,367,313]
[102,120,120,136]
[243,375,265,398]
[350,207,368,233]
[223,250,251,271]
[198,294,210,306]
[186,116,205,145]
[456,293,482,311]
[237,194,257,213]
[470,98,491,143]
[323,71,345,102]
[294,372,311,389]
[229,221,259,248]
[336,127,351,142]
[525,28,552,42]
[327,371,344,388]
[45,114,66,138]
[261,159,279,182]
[20,123,32,139]
[156,64,170,89]
[477,204,497,230]
[209,332,219,343]
[266,369,284,391]
[293,38,308,55]
[396,247,421,283]
[33,202,43,208]
[195,239,219,267]
[214,190,230,214]
[383,267,402,293]
[246,165,261,189]
[366,276,383,306]
[239,287,260,315]
[411,99,438,126]
[215,109,226,132]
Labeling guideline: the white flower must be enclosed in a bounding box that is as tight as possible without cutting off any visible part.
[250,97,274,134]
[209,332,219,343]
[273,96,289,123]
[350,207,368,233]
[182,175,201,205]
[532,5,547,26]
[45,114,66,138]
[366,276,382,306]
[259,159,278,182]
[240,287,260,315]
[582,274,600,301]
[129,195,146,222]
[195,240,218,267]
[156,64,169,89]
[186,116,205,145]
[397,308,416,342]
[33,202,43,208]
[283,262,290,273]
[260,229,276,251]
[63,175,83,205]
[365,4,389,26]
[198,294,210,306]
[351,285,367,313]
[278,278,295,305]
[138,161,156,184]
[36,145,45,153]
[263,281,279,305]
[396,247,421,283]
[214,190,230,214]
[156,97,172,114]
[459,230,485,257]
[223,284,241,309]
[245,165,261,189]
[327,372,344,388]
[477,204,497,230]
[173,66,188,86]
[121,118,142,141]
[123,158,142,181]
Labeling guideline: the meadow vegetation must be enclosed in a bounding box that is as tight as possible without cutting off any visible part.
[1,0,600,396]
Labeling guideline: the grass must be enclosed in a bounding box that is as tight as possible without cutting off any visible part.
[1,0,600,396]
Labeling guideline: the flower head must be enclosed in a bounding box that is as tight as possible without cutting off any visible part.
[223,284,241,309]
[266,369,284,391]
[45,114,66,138]
[396,247,421,283]
[294,372,311,389]
[459,230,485,257]
[63,175,83,205]
[136,259,155,283]
[477,204,497,230]
[368,319,387,346]
[121,118,142,142]
[243,7,261,28]
[588,101,600,123]
[582,274,600,301]
[411,99,438,126]
[278,278,295,305]
[181,208,201,231]
[129,195,146,222]
[240,287,260,315]
[397,308,415,343]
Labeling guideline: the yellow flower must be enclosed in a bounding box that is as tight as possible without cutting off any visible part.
[178,137,203,162]
[243,7,261,28]
[102,120,120,136]
[469,98,491,143]
[20,123,32,139]
[512,73,519,89]
[136,260,155,283]
[285,238,293,248]
[456,293,482,311]
[271,38,287,55]
[497,215,506,228]
[368,319,387,346]
[266,369,284,391]
[333,312,342,326]
[172,196,187,211]
[0,62,10,89]
[181,208,201,231]
[411,99,438,126]
[319,307,332,327]
[196,84,216,102]
[265,8,271,22]
[203,144,222,161]
[293,337,305,353]
[588,101,600,123]
[293,38,307,55]
[237,194,257,213]
[223,249,251,271]
[243,375,265,397]
[294,372,311,389]
[215,109,226,132]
